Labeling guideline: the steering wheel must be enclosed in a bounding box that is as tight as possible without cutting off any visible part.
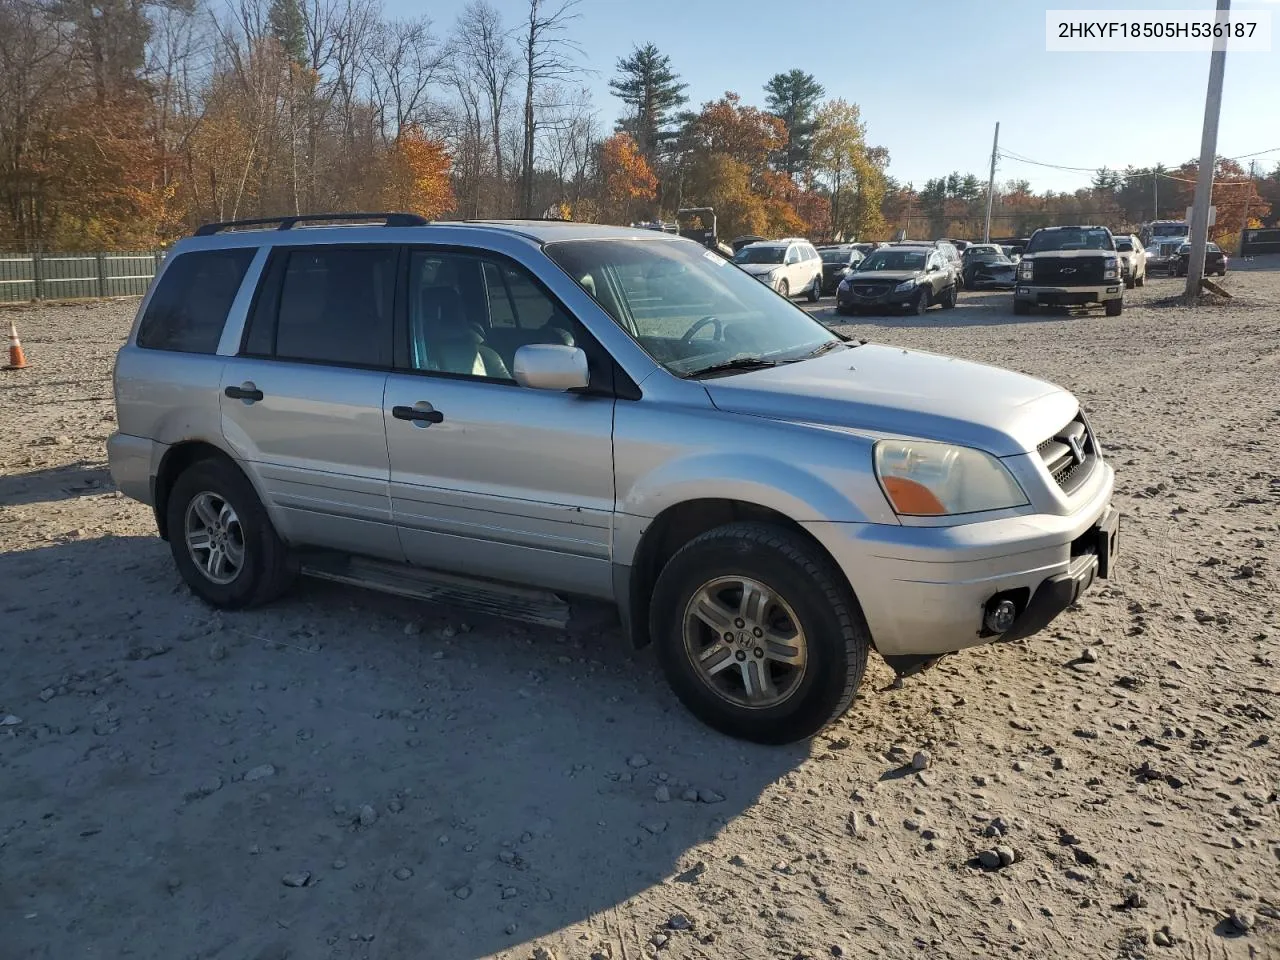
[681,315,723,343]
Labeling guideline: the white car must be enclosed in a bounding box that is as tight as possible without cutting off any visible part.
[731,239,824,302]
[1113,234,1147,288]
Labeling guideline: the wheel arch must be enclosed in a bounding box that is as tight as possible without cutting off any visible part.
[153,440,256,541]
[622,498,861,651]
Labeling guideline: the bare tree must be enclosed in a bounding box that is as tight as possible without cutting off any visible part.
[540,84,596,207]
[369,16,445,140]
[516,0,580,216]
[450,1,517,208]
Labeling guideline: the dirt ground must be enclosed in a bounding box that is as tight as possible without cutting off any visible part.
[1,261,1277,960]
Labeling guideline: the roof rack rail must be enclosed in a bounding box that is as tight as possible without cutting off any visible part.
[193,212,428,237]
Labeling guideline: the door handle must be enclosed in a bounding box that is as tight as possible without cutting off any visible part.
[225,383,263,402]
[392,404,445,425]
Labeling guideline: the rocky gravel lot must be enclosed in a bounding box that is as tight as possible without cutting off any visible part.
[1,264,1278,960]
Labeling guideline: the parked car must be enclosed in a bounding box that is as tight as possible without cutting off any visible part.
[816,245,865,295]
[1140,219,1190,247]
[893,239,964,288]
[1145,237,1186,274]
[108,212,1118,744]
[1013,225,1124,316]
[1171,241,1228,277]
[731,238,824,301]
[1112,234,1147,288]
[961,243,1010,286]
[836,242,959,314]
[850,242,883,257]
[968,252,1018,290]
[1001,245,1022,263]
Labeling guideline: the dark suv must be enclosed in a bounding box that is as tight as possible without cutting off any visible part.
[816,245,865,295]
[836,242,959,315]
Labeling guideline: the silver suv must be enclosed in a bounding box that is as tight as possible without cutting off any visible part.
[109,213,1119,744]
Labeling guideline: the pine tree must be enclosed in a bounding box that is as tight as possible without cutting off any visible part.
[763,69,825,179]
[269,0,306,65]
[608,43,688,164]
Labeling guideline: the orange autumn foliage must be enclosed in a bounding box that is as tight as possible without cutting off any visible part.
[600,133,658,205]
[379,125,455,219]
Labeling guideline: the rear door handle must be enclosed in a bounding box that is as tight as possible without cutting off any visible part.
[392,404,444,425]
[225,383,264,402]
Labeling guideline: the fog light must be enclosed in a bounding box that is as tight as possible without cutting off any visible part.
[1106,286,1119,293]
[984,599,1018,634]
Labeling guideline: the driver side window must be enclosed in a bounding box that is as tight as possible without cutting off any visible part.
[784,246,799,265]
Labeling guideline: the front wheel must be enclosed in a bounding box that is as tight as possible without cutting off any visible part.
[166,457,295,608]
[777,278,790,299]
[910,287,929,315]
[940,284,958,310]
[1105,298,1123,317]
[1135,271,1145,287]
[650,523,870,744]
[1013,298,1031,315]
[807,276,821,302]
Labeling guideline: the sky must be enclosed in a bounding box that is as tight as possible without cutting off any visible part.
[386,0,1280,192]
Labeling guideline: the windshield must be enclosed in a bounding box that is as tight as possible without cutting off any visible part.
[1153,222,1189,237]
[857,250,927,271]
[1026,228,1113,252]
[544,238,839,377]
[820,249,852,263]
[733,245,785,265]
[964,245,1001,260]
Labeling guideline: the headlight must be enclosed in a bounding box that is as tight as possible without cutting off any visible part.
[1018,261,1033,279]
[1103,256,1118,280]
[874,440,1029,516]
[893,279,917,292]
[838,276,853,289]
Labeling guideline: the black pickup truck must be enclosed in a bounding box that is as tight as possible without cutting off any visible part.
[1013,225,1124,317]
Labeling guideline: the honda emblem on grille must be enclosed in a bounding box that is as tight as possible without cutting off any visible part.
[1059,267,1076,274]
[1066,434,1086,464]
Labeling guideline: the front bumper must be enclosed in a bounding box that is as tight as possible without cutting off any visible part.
[803,462,1118,661]
[836,284,918,309]
[1015,283,1122,306]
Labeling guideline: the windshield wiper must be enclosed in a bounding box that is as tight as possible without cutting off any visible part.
[788,339,849,362]
[683,356,777,378]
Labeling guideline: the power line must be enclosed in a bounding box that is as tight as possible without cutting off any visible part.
[997,145,1278,184]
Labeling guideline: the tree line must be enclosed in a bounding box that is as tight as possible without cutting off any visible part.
[0,0,1275,251]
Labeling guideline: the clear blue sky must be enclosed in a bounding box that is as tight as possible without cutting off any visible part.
[393,0,1280,191]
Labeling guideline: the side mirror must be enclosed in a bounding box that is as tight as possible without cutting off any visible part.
[513,343,590,391]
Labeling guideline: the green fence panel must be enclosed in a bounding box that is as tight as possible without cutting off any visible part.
[0,254,35,303]
[0,250,162,302]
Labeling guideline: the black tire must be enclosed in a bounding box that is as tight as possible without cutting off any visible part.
[1013,298,1031,315]
[835,305,853,316]
[165,457,295,609]
[777,279,790,299]
[1124,276,1135,289]
[1105,298,1123,317]
[911,287,929,315]
[1135,271,1145,287]
[807,276,821,302]
[649,522,870,744]
[940,284,958,310]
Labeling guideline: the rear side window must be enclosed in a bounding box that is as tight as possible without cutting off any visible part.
[136,248,254,353]
[243,247,396,368]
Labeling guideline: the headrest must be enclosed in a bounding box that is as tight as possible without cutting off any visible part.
[418,286,478,343]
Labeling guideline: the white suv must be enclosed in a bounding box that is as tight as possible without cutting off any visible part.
[730,239,824,301]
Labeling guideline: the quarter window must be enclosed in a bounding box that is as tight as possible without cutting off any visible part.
[136,248,255,354]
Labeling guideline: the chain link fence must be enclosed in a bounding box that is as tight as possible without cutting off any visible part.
[0,251,164,303]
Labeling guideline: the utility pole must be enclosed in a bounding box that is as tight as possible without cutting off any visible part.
[1185,0,1230,302]
[1238,159,1256,256]
[1153,173,1159,221]
[983,122,1000,243]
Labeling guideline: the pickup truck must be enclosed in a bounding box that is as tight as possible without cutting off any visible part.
[1013,225,1124,316]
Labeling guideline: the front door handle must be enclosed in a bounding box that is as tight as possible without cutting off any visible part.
[392,403,445,426]
[225,383,264,402]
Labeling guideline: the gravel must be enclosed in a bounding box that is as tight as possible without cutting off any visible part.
[2,270,1278,958]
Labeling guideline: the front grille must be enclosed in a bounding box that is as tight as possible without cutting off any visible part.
[851,281,894,298]
[1031,256,1106,285]
[1037,412,1098,495]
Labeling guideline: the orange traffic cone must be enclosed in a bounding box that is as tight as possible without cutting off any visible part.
[5,318,28,370]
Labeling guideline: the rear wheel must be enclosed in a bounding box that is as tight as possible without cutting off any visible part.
[1105,298,1123,317]
[807,276,821,302]
[650,522,870,744]
[940,284,958,310]
[166,458,295,609]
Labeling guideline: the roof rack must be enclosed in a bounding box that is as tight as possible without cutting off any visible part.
[193,212,429,237]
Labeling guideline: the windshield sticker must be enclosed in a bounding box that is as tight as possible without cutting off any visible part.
[703,249,725,265]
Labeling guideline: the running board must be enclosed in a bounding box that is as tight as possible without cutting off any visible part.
[299,554,571,629]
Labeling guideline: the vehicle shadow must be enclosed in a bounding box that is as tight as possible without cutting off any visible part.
[0,460,115,507]
[0,535,816,960]
[811,292,1097,330]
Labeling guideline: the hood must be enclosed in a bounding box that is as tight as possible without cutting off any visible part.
[847,269,922,284]
[1022,249,1113,260]
[703,344,1078,456]
[736,262,780,277]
